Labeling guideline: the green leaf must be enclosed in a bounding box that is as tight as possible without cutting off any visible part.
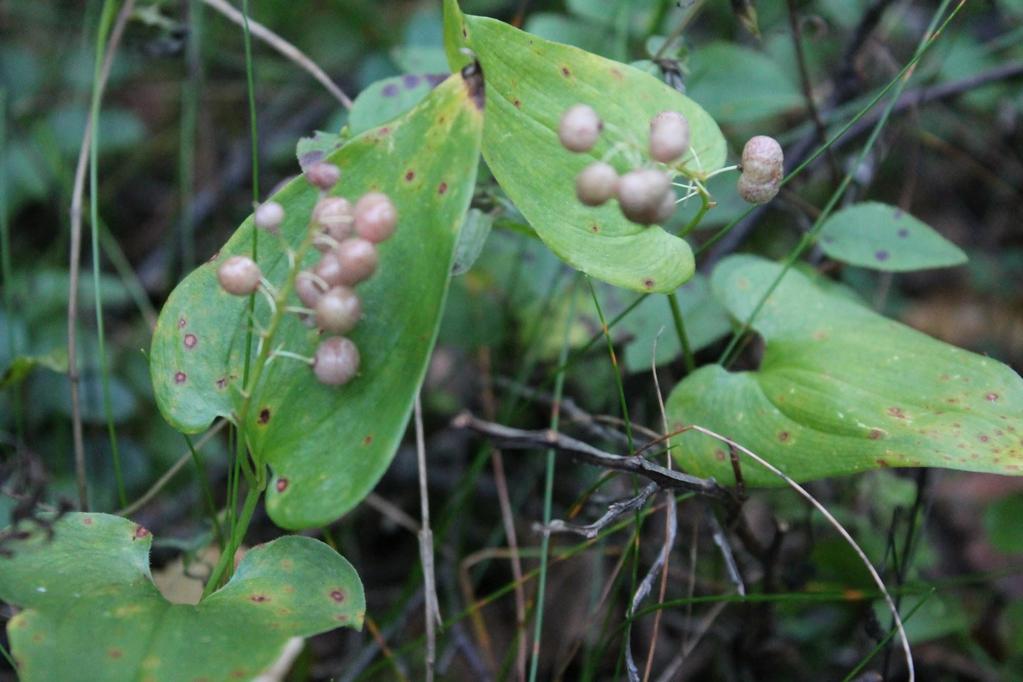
[349,73,447,136]
[686,42,803,124]
[0,348,68,389]
[665,255,1023,485]
[452,207,494,276]
[296,130,345,171]
[443,0,727,293]
[818,202,967,272]
[150,73,484,529]
[0,513,364,682]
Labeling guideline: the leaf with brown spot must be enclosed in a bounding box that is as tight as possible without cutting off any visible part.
[0,513,364,682]
[443,0,726,293]
[666,255,1023,484]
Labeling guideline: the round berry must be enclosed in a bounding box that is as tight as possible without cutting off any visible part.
[559,104,602,153]
[653,189,678,224]
[335,238,379,285]
[617,169,672,225]
[305,162,341,190]
[737,175,780,204]
[254,201,284,232]
[575,162,619,206]
[295,270,325,308]
[649,111,691,163]
[740,136,784,185]
[354,192,398,243]
[313,197,354,249]
[313,336,360,386]
[217,255,261,296]
[313,251,345,289]
[315,286,362,334]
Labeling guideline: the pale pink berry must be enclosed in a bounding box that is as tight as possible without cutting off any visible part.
[335,238,379,285]
[354,192,398,243]
[295,270,325,308]
[653,189,678,224]
[254,201,284,232]
[617,169,672,225]
[737,174,780,204]
[305,162,341,190]
[313,336,360,386]
[315,286,362,334]
[649,111,691,164]
[217,255,261,296]
[575,162,619,206]
[313,197,354,249]
[559,104,602,153]
[313,252,345,289]
[740,136,783,185]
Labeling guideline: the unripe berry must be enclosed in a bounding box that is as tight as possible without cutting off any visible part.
[575,162,619,206]
[305,162,342,190]
[217,255,261,296]
[559,104,602,153]
[737,174,780,204]
[254,201,284,232]
[335,238,379,285]
[617,169,672,225]
[295,270,325,308]
[313,336,360,386]
[315,286,362,334]
[740,136,783,185]
[354,192,398,243]
[649,111,691,163]
[314,252,346,289]
[313,197,354,249]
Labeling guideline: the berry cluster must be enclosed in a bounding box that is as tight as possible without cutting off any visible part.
[559,104,692,226]
[737,135,784,204]
[215,161,398,387]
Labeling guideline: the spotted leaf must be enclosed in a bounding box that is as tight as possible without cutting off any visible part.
[150,72,484,528]
[0,513,364,681]
[666,255,1023,484]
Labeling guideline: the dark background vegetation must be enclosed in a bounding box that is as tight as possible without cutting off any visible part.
[2,0,1023,679]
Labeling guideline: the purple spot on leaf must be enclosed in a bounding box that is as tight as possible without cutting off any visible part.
[402,74,421,89]
[425,74,446,88]
[875,249,890,261]
[381,83,399,97]
[893,208,904,219]
[897,228,909,238]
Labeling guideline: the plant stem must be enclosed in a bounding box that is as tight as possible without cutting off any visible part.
[667,292,695,373]
[679,190,710,237]
[527,280,578,682]
[185,433,224,549]
[0,89,22,442]
[201,481,262,599]
[88,0,127,508]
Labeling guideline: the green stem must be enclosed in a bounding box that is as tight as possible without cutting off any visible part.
[667,292,695,373]
[679,190,710,237]
[89,0,126,508]
[0,89,22,442]
[527,280,578,682]
[718,0,964,367]
[185,434,224,549]
[201,481,261,599]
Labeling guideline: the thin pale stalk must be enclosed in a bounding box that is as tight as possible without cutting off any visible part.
[414,394,440,682]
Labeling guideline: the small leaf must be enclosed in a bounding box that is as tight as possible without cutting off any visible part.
[0,348,68,389]
[686,42,802,123]
[349,73,448,136]
[452,208,494,276]
[444,0,727,293]
[0,513,364,682]
[151,73,484,529]
[818,201,967,272]
[296,130,346,172]
[665,255,1023,485]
